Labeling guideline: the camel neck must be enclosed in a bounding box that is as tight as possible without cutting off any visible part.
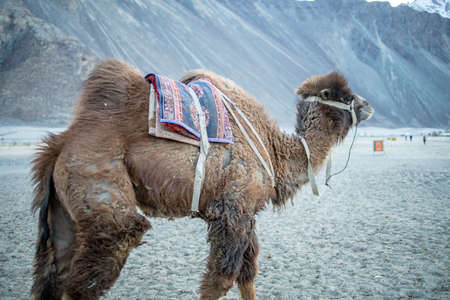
[269,112,337,206]
[300,122,336,174]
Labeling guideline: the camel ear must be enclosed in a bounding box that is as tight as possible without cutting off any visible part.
[320,89,331,100]
[296,87,308,99]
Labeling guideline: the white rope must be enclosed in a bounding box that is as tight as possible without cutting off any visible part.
[148,84,156,120]
[218,90,275,187]
[188,88,210,213]
[228,100,276,180]
[300,137,319,196]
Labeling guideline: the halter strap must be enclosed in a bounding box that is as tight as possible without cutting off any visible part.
[305,96,357,126]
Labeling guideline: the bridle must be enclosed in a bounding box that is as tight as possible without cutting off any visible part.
[304,95,358,127]
[299,95,359,196]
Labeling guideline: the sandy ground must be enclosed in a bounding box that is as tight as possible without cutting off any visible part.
[0,132,449,299]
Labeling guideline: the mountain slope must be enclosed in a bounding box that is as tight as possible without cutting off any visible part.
[0,0,99,125]
[1,0,449,128]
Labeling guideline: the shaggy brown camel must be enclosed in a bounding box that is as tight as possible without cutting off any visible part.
[31,59,374,300]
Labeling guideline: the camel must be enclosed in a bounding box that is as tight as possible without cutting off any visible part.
[31,59,374,300]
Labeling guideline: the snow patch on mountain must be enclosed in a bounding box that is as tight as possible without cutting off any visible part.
[406,0,450,18]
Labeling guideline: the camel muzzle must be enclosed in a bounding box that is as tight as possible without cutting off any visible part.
[354,94,374,121]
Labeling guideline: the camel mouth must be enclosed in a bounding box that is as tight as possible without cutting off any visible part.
[359,105,375,121]
[354,94,374,121]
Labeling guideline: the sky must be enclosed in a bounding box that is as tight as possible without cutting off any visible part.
[366,0,410,7]
[297,1,412,7]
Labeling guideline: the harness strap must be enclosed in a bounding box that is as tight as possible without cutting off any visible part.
[218,90,275,187]
[300,137,319,196]
[148,84,156,121]
[189,88,210,213]
[190,82,276,213]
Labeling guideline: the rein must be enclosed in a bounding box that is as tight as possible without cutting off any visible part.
[301,96,358,195]
[325,124,358,186]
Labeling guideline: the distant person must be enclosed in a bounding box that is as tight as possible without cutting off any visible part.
[404,135,407,141]
[423,135,426,145]
[410,135,412,142]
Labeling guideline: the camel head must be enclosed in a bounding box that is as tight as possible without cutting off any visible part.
[295,71,374,139]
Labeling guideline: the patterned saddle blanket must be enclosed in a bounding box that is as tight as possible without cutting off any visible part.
[145,73,233,146]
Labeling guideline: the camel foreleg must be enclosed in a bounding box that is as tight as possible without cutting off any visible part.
[237,230,259,300]
[200,210,255,300]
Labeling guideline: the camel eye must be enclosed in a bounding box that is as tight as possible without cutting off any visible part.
[320,89,331,100]
[341,95,353,104]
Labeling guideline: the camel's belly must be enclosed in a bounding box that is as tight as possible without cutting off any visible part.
[125,137,229,218]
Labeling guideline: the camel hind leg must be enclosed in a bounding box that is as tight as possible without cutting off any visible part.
[62,156,150,299]
[32,192,76,300]
[65,204,149,299]
[34,152,150,299]
[32,173,69,299]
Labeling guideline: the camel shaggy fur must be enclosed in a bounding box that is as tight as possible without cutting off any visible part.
[31,59,374,299]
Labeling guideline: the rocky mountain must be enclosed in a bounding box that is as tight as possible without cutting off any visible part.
[0,0,449,128]
[0,0,98,125]
[406,0,450,18]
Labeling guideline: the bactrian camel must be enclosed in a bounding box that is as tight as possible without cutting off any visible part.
[31,59,374,299]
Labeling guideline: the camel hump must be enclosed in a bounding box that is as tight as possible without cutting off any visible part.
[180,69,238,95]
[181,69,271,125]
[75,59,147,120]
[180,69,218,84]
